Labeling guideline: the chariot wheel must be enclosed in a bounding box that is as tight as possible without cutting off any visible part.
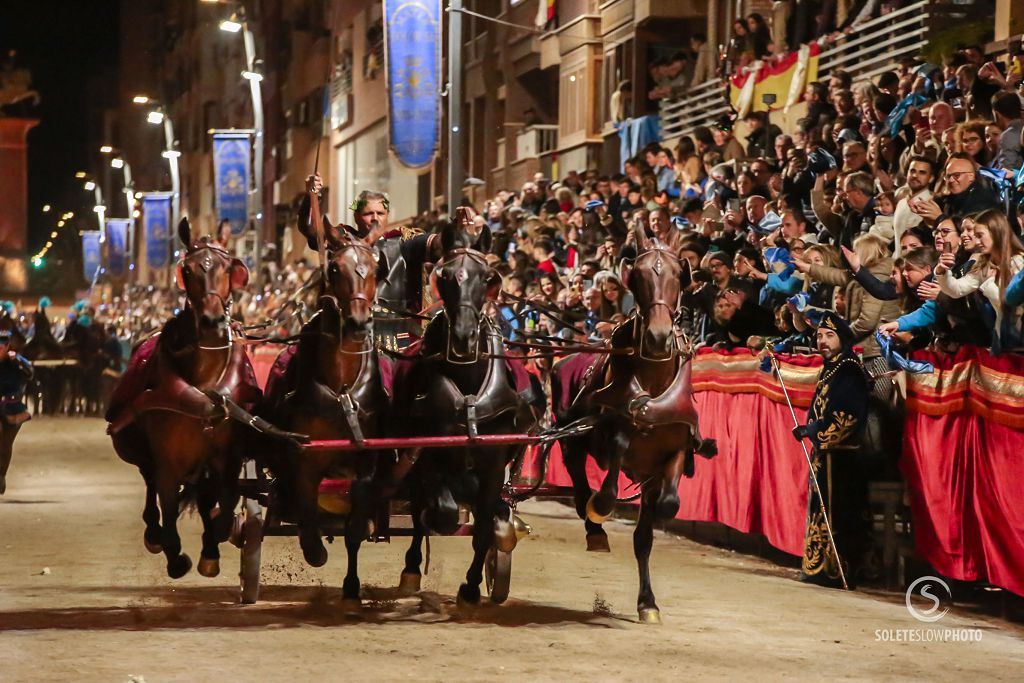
[484,545,512,604]
[239,496,264,604]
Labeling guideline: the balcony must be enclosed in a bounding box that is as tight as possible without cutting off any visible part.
[659,0,934,141]
[516,124,559,160]
[490,124,560,192]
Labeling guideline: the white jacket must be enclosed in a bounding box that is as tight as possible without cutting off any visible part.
[936,253,1024,341]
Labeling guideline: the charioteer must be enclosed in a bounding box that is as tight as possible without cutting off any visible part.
[301,173,445,348]
[0,329,33,495]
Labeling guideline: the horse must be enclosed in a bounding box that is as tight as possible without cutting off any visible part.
[22,307,69,415]
[553,220,714,624]
[107,218,299,579]
[260,219,389,609]
[389,210,540,606]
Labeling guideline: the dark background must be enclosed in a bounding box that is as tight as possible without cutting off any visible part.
[1,0,120,256]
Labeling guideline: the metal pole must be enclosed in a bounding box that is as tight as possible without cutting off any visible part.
[121,160,135,277]
[162,113,181,287]
[447,0,464,214]
[243,22,264,286]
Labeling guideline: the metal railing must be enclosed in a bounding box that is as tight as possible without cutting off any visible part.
[659,0,931,141]
[516,124,559,160]
[817,0,930,83]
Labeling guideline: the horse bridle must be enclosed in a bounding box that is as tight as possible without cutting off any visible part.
[436,247,490,364]
[631,243,686,362]
[322,239,377,355]
[181,241,236,351]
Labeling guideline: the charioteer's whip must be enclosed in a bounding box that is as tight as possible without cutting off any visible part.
[751,339,849,591]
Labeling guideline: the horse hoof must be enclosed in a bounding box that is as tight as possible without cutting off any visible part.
[167,554,193,579]
[341,598,362,616]
[197,557,220,578]
[456,584,481,609]
[398,571,422,595]
[638,607,662,625]
[586,533,611,552]
[493,517,518,553]
[655,494,680,521]
[302,544,328,568]
[144,538,163,554]
[586,496,611,525]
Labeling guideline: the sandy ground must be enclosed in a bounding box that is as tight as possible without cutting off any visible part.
[1,417,1022,682]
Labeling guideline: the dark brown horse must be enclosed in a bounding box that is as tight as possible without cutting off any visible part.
[554,221,713,623]
[22,307,69,415]
[390,211,539,606]
[260,220,389,609]
[108,218,286,579]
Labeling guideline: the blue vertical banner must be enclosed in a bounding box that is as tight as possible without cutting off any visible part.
[212,133,251,236]
[105,218,129,277]
[143,194,172,269]
[81,231,102,283]
[384,0,441,168]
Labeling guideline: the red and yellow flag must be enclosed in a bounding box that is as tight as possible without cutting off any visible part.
[729,43,820,117]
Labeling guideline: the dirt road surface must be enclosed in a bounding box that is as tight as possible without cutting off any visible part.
[1,417,1022,681]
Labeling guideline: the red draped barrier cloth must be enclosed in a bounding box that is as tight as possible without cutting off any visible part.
[247,338,1024,597]
[903,347,1024,596]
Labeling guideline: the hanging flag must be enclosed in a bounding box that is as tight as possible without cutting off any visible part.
[384,0,441,168]
[81,230,102,283]
[212,132,252,236]
[105,218,129,277]
[142,194,172,269]
[730,42,820,115]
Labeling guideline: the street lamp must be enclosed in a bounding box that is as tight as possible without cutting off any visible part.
[100,145,138,274]
[78,172,106,236]
[133,96,181,241]
[217,6,264,284]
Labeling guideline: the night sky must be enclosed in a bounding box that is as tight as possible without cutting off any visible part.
[1,0,120,254]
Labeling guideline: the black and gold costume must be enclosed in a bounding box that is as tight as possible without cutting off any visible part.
[793,313,869,589]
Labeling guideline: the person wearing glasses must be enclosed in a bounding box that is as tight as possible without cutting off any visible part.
[908,153,1002,227]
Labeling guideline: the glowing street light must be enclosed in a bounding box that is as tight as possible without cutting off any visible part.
[110,157,125,169]
[50,231,57,239]
[93,205,106,214]
[42,204,51,213]
[147,110,165,125]
[75,171,87,179]
[84,181,96,191]
[132,95,150,104]
[241,70,263,82]
[220,18,243,32]
[161,150,182,159]
[99,145,114,154]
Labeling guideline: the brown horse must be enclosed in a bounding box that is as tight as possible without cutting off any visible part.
[390,212,539,606]
[22,307,68,415]
[260,220,389,609]
[108,218,284,579]
[554,220,713,623]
